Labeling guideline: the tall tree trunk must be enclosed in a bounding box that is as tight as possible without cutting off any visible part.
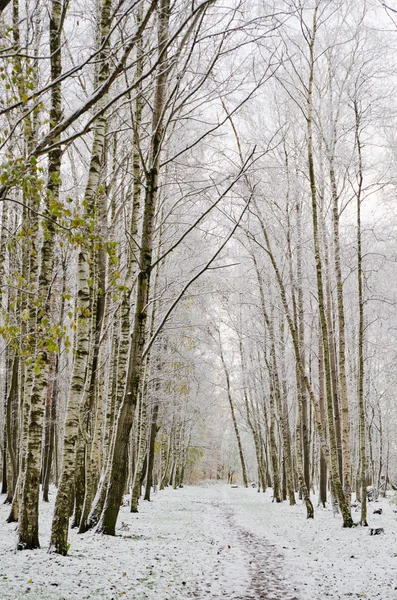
[318,325,327,507]
[6,356,19,500]
[327,288,343,483]
[354,99,367,527]
[144,402,159,501]
[49,0,112,554]
[96,0,171,536]
[17,0,63,549]
[295,369,314,519]
[296,198,311,496]
[130,387,147,513]
[143,217,164,503]
[0,201,9,497]
[329,156,351,506]
[43,263,66,502]
[71,439,85,528]
[78,183,108,533]
[7,0,37,527]
[280,346,296,505]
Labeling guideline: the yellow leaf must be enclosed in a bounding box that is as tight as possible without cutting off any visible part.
[27,579,33,584]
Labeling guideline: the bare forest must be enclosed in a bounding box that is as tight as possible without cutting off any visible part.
[1,0,397,598]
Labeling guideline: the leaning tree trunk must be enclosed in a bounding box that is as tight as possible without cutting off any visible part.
[218,335,249,489]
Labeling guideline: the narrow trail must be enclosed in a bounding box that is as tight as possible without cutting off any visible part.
[196,488,300,600]
[222,505,299,600]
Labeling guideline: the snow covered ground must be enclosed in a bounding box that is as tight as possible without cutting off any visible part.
[0,484,396,599]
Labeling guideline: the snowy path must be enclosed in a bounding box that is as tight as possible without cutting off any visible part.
[1,484,397,599]
[190,489,299,600]
[211,497,299,600]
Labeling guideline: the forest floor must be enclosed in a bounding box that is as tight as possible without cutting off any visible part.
[0,484,396,600]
